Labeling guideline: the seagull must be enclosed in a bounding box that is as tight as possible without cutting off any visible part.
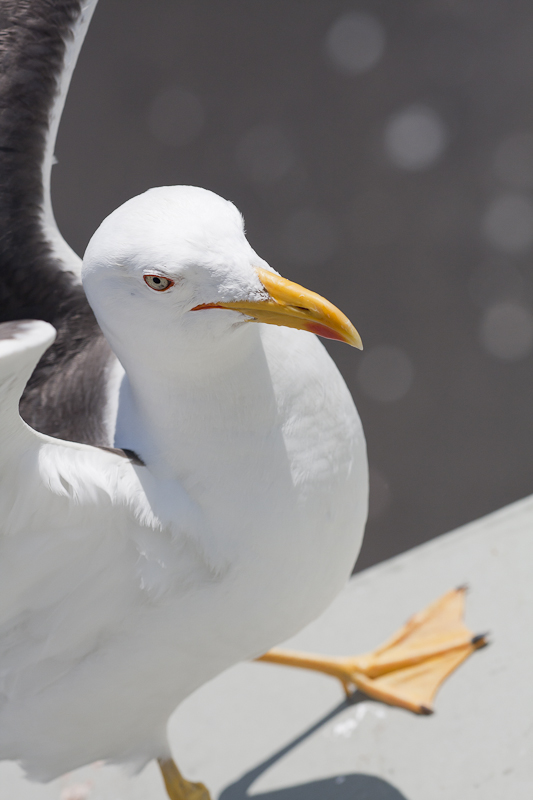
[0,2,487,798]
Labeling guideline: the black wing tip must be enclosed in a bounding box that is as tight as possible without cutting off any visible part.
[96,445,145,467]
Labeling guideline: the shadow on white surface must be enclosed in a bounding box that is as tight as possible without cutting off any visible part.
[219,694,409,800]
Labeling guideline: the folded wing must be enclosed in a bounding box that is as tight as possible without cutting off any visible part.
[0,321,204,769]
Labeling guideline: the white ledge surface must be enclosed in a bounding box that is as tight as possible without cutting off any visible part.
[2,494,532,799]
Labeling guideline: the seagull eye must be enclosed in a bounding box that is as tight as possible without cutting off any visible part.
[144,274,174,292]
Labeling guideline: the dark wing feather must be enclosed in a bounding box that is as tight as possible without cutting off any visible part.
[0,0,113,445]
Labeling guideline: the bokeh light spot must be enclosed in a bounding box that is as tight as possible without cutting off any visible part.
[384,105,447,171]
[493,132,533,190]
[281,210,338,266]
[480,302,533,361]
[325,11,385,75]
[357,345,414,402]
[235,123,294,185]
[468,261,524,308]
[148,86,205,147]
[482,193,533,253]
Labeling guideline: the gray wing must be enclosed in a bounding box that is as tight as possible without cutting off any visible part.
[0,0,114,445]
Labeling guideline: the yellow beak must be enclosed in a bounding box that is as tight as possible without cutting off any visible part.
[191,267,362,349]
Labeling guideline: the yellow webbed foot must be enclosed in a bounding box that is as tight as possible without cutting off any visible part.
[257,587,488,714]
[158,758,211,800]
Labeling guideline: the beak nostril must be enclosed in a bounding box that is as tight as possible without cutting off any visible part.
[191,267,361,347]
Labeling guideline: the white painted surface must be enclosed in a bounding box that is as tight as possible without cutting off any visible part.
[1,493,531,799]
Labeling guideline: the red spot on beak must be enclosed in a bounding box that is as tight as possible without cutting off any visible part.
[305,322,347,343]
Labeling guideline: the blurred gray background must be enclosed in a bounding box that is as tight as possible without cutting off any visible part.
[53,0,533,572]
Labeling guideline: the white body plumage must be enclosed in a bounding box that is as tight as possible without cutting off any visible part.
[0,188,367,779]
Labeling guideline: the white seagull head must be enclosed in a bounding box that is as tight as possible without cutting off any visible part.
[82,185,361,374]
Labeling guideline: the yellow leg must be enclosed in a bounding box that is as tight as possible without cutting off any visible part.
[256,587,488,715]
[158,758,211,800]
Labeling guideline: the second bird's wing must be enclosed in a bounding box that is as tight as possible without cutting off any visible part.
[0,0,115,444]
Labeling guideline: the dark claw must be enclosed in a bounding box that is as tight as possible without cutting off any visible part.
[419,705,433,715]
[471,633,490,646]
